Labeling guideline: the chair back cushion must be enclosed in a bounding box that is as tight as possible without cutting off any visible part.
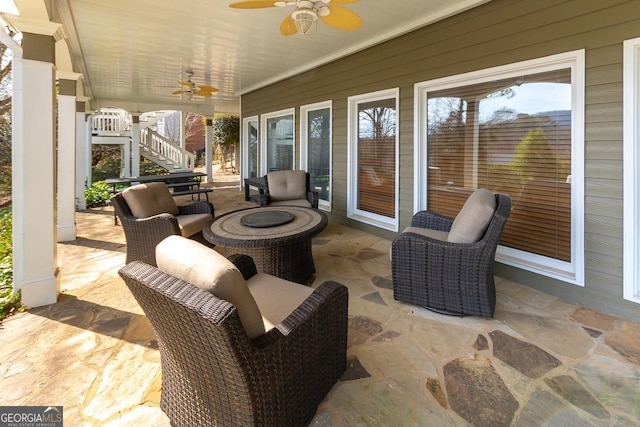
[122,182,179,218]
[268,199,312,208]
[448,188,496,243]
[267,170,307,201]
[156,235,266,339]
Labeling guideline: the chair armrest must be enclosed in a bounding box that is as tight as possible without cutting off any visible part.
[392,230,489,272]
[249,279,348,421]
[125,213,181,235]
[252,280,348,348]
[411,210,454,232]
[178,201,214,216]
[228,254,258,280]
[307,191,319,209]
[256,194,270,207]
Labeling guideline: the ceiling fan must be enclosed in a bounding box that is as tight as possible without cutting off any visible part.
[172,69,218,99]
[229,0,362,36]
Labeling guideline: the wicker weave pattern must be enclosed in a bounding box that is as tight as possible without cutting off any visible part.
[111,193,214,266]
[118,258,348,427]
[392,194,511,317]
[204,207,328,284]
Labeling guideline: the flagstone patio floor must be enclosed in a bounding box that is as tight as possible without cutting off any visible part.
[2,170,640,426]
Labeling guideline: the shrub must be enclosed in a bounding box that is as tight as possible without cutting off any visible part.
[0,207,20,321]
[85,180,111,207]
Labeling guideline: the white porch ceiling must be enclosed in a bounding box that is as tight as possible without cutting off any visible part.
[41,0,491,115]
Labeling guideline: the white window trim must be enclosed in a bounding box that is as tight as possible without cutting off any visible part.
[414,50,585,285]
[300,100,332,212]
[241,115,258,181]
[347,88,399,232]
[260,108,295,175]
[623,37,640,304]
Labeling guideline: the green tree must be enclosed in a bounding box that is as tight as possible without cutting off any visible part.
[512,127,569,183]
[212,114,239,172]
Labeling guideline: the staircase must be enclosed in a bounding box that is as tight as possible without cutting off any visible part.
[91,109,196,174]
[140,127,196,171]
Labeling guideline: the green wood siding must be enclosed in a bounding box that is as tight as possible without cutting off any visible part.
[240,0,640,321]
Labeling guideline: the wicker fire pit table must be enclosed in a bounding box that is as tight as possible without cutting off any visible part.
[203,206,328,284]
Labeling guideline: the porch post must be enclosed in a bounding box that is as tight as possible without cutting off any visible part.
[57,74,81,242]
[75,104,88,211]
[131,114,140,177]
[85,113,95,186]
[10,24,65,308]
[205,117,213,182]
[180,111,187,169]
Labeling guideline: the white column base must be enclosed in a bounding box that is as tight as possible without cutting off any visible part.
[20,270,60,308]
[57,224,77,242]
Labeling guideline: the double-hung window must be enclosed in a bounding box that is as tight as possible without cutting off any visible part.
[347,89,399,231]
[300,101,332,211]
[624,37,640,304]
[415,50,585,284]
[242,116,259,179]
[261,109,295,173]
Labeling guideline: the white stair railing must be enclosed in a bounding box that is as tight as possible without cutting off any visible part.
[140,127,196,170]
[92,109,130,135]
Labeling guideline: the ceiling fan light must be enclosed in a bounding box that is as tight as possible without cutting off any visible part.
[292,9,317,34]
[317,6,330,17]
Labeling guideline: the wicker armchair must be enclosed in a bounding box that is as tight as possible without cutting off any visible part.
[258,170,319,208]
[111,182,214,266]
[392,189,511,317]
[118,237,348,427]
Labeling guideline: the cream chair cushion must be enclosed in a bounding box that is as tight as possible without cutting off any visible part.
[448,188,496,244]
[176,214,213,237]
[156,236,265,339]
[268,199,312,208]
[267,170,307,202]
[403,226,449,242]
[246,273,313,331]
[122,182,179,218]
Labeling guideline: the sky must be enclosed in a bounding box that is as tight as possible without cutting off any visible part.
[478,82,571,122]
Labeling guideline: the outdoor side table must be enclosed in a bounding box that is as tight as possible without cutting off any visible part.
[203,206,328,284]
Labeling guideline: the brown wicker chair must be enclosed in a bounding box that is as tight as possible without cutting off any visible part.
[258,170,319,208]
[392,190,511,317]
[118,251,348,427]
[111,182,214,266]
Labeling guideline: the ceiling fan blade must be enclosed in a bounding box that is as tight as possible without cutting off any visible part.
[320,5,362,30]
[279,15,297,36]
[178,80,193,87]
[197,85,219,93]
[195,89,214,97]
[229,0,277,8]
[172,89,187,95]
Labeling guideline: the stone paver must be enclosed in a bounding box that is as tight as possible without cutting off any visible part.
[2,169,640,426]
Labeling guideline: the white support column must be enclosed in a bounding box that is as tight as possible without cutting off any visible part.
[56,74,81,242]
[205,117,213,182]
[75,108,88,211]
[131,115,140,177]
[10,24,64,308]
[180,111,187,169]
[122,139,131,178]
[85,114,95,186]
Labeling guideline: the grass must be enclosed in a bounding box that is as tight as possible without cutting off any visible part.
[0,206,21,321]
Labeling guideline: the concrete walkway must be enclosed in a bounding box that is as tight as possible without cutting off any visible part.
[2,170,640,426]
